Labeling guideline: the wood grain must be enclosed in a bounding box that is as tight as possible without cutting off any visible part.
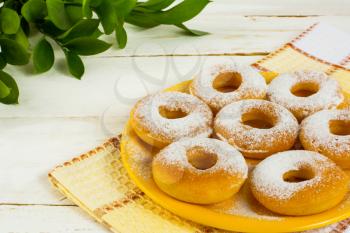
[0,56,260,117]
[204,0,350,16]
[0,205,107,233]
[1,1,350,232]
[0,116,128,205]
[88,16,350,57]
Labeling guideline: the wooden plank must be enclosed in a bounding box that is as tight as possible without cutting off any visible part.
[0,205,108,233]
[0,56,260,118]
[0,117,122,205]
[98,16,350,57]
[2,15,348,59]
[204,0,350,16]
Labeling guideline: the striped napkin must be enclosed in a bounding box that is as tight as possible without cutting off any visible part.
[49,23,350,233]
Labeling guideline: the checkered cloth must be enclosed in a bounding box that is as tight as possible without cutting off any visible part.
[253,23,350,99]
[49,23,350,233]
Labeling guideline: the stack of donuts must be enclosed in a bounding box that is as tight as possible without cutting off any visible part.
[130,62,350,216]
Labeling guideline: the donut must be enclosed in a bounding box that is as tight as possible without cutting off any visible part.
[267,70,344,121]
[152,137,248,204]
[300,109,350,168]
[250,150,349,216]
[131,91,213,148]
[214,99,299,159]
[189,62,267,112]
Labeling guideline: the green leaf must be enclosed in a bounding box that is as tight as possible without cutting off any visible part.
[21,0,47,22]
[37,20,64,37]
[175,23,208,36]
[65,5,83,24]
[64,50,84,79]
[21,18,30,36]
[15,27,30,49]
[149,0,210,24]
[90,0,103,7]
[114,0,136,17]
[0,8,20,34]
[0,38,30,65]
[95,0,116,35]
[33,38,54,73]
[0,80,11,99]
[0,54,6,70]
[82,0,93,18]
[0,79,10,99]
[125,11,160,28]
[131,6,156,13]
[91,28,103,38]
[115,22,127,49]
[0,70,19,104]
[137,0,175,11]
[46,0,72,30]
[3,0,16,8]
[57,19,100,42]
[63,37,111,55]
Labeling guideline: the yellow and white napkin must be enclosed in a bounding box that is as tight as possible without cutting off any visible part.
[253,23,350,98]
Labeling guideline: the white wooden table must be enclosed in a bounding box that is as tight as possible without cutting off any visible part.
[1,1,350,232]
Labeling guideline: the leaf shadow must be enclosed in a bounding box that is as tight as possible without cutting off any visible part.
[55,58,71,77]
[12,62,35,76]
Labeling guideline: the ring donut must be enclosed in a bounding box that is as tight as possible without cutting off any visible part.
[190,62,267,112]
[214,99,299,159]
[267,70,344,121]
[300,109,350,168]
[250,150,349,216]
[152,137,248,204]
[131,91,213,148]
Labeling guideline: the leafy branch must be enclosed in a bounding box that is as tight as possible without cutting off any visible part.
[0,0,210,104]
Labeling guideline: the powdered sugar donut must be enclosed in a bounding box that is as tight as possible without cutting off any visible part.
[250,150,349,216]
[190,62,267,112]
[267,71,344,121]
[131,91,213,148]
[214,99,299,159]
[300,109,350,168]
[152,137,248,204]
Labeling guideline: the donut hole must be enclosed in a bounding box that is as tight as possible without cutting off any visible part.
[290,82,320,97]
[329,120,350,136]
[213,72,242,93]
[241,110,275,129]
[159,106,188,119]
[186,147,218,170]
[283,167,315,183]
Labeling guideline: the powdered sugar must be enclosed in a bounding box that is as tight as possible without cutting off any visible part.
[267,70,344,121]
[300,109,350,156]
[154,137,248,177]
[214,99,299,155]
[209,184,283,220]
[251,150,335,200]
[133,91,213,143]
[128,141,155,180]
[191,62,267,111]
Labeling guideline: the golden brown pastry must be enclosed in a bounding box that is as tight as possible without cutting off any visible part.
[190,62,267,113]
[131,91,213,148]
[214,99,299,159]
[250,150,349,216]
[152,137,248,204]
[267,70,344,121]
[300,109,350,168]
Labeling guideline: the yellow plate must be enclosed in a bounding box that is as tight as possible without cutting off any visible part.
[120,79,350,233]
